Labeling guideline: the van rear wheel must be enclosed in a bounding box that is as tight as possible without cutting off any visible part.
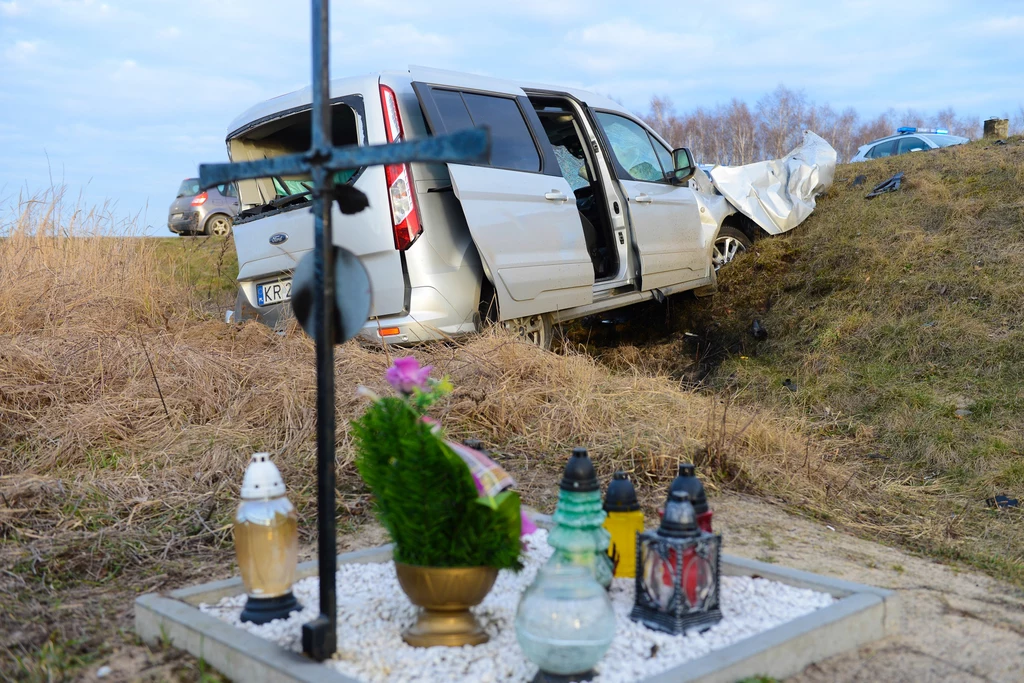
[502,313,553,351]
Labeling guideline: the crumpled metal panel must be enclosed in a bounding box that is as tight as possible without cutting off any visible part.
[708,131,837,235]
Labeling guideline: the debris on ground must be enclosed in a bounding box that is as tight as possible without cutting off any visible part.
[751,319,768,340]
[954,408,973,419]
[850,174,867,188]
[866,172,904,199]
[782,378,798,392]
[708,131,837,235]
[986,495,1019,510]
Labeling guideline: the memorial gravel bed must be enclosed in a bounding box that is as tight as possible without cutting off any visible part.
[201,530,834,682]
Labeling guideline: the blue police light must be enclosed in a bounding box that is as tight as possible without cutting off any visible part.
[897,126,950,135]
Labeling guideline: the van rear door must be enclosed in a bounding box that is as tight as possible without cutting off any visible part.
[227,91,407,319]
[409,67,593,321]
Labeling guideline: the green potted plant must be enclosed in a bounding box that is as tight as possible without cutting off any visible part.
[352,357,524,647]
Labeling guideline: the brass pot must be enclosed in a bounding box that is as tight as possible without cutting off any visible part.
[394,563,499,647]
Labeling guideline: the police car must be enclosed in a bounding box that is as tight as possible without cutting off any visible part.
[850,127,969,163]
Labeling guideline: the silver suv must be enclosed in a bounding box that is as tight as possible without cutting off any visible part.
[168,178,239,236]
[225,67,743,348]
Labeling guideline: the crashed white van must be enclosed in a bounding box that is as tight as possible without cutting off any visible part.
[225,66,831,347]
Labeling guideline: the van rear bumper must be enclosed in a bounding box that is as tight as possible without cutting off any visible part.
[357,286,477,344]
[234,284,476,344]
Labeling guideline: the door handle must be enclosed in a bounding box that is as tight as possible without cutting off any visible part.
[544,191,568,202]
[634,193,653,204]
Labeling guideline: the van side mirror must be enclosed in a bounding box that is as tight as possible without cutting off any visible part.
[671,147,696,183]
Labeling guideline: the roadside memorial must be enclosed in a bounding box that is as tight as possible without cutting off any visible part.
[134,2,898,680]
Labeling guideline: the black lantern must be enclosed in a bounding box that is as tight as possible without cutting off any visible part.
[630,490,722,634]
[669,463,713,533]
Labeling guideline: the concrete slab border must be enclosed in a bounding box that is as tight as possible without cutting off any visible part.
[135,546,897,683]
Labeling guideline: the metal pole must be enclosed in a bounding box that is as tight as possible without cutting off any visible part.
[301,0,337,662]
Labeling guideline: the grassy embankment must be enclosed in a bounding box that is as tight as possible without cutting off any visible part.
[687,137,1024,582]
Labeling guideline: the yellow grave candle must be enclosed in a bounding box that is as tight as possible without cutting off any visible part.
[602,471,645,578]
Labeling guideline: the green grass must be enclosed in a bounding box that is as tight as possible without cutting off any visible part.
[152,234,238,304]
[688,137,1024,583]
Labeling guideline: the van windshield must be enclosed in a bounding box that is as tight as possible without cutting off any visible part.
[227,96,365,216]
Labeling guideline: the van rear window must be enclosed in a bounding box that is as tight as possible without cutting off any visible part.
[227,96,365,213]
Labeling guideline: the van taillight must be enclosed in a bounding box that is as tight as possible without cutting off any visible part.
[191,192,208,206]
[380,84,422,251]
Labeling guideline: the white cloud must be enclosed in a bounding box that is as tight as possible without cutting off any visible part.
[1,1,22,16]
[158,26,181,39]
[4,40,38,63]
[564,20,713,73]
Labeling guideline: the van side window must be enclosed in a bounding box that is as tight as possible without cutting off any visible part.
[649,135,674,177]
[429,88,540,173]
[595,112,668,183]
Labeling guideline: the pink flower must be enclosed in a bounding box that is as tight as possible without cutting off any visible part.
[520,512,538,537]
[385,357,433,395]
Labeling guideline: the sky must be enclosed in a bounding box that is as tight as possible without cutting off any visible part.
[1,0,1022,235]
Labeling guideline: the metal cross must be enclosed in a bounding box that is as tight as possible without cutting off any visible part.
[197,0,488,662]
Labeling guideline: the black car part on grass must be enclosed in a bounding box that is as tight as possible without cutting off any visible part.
[986,495,1019,510]
[866,172,904,199]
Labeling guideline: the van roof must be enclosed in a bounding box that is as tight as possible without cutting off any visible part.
[226,67,634,138]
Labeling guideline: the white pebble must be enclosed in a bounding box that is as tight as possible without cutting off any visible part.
[200,530,833,682]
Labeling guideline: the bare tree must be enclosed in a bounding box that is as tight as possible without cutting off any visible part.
[725,99,756,164]
[756,85,807,159]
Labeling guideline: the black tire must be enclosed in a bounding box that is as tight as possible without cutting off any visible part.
[203,213,233,237]
[712,225,752,271]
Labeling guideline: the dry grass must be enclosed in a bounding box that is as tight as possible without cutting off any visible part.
[0,189,858,680]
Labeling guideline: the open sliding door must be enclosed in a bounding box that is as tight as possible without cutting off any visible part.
[410,67,593,321]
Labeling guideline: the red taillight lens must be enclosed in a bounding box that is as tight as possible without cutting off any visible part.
[380,84,422,251]
[191,191,208,206]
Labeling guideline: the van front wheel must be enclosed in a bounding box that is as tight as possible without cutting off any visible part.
[502,313,553,351]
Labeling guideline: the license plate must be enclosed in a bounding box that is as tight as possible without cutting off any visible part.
[171,213,183,220]
[256,279,292,306]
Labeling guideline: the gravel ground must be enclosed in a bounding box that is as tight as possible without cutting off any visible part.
[201,529,833,682]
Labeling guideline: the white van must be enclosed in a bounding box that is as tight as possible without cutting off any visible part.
[226,67,740,348]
